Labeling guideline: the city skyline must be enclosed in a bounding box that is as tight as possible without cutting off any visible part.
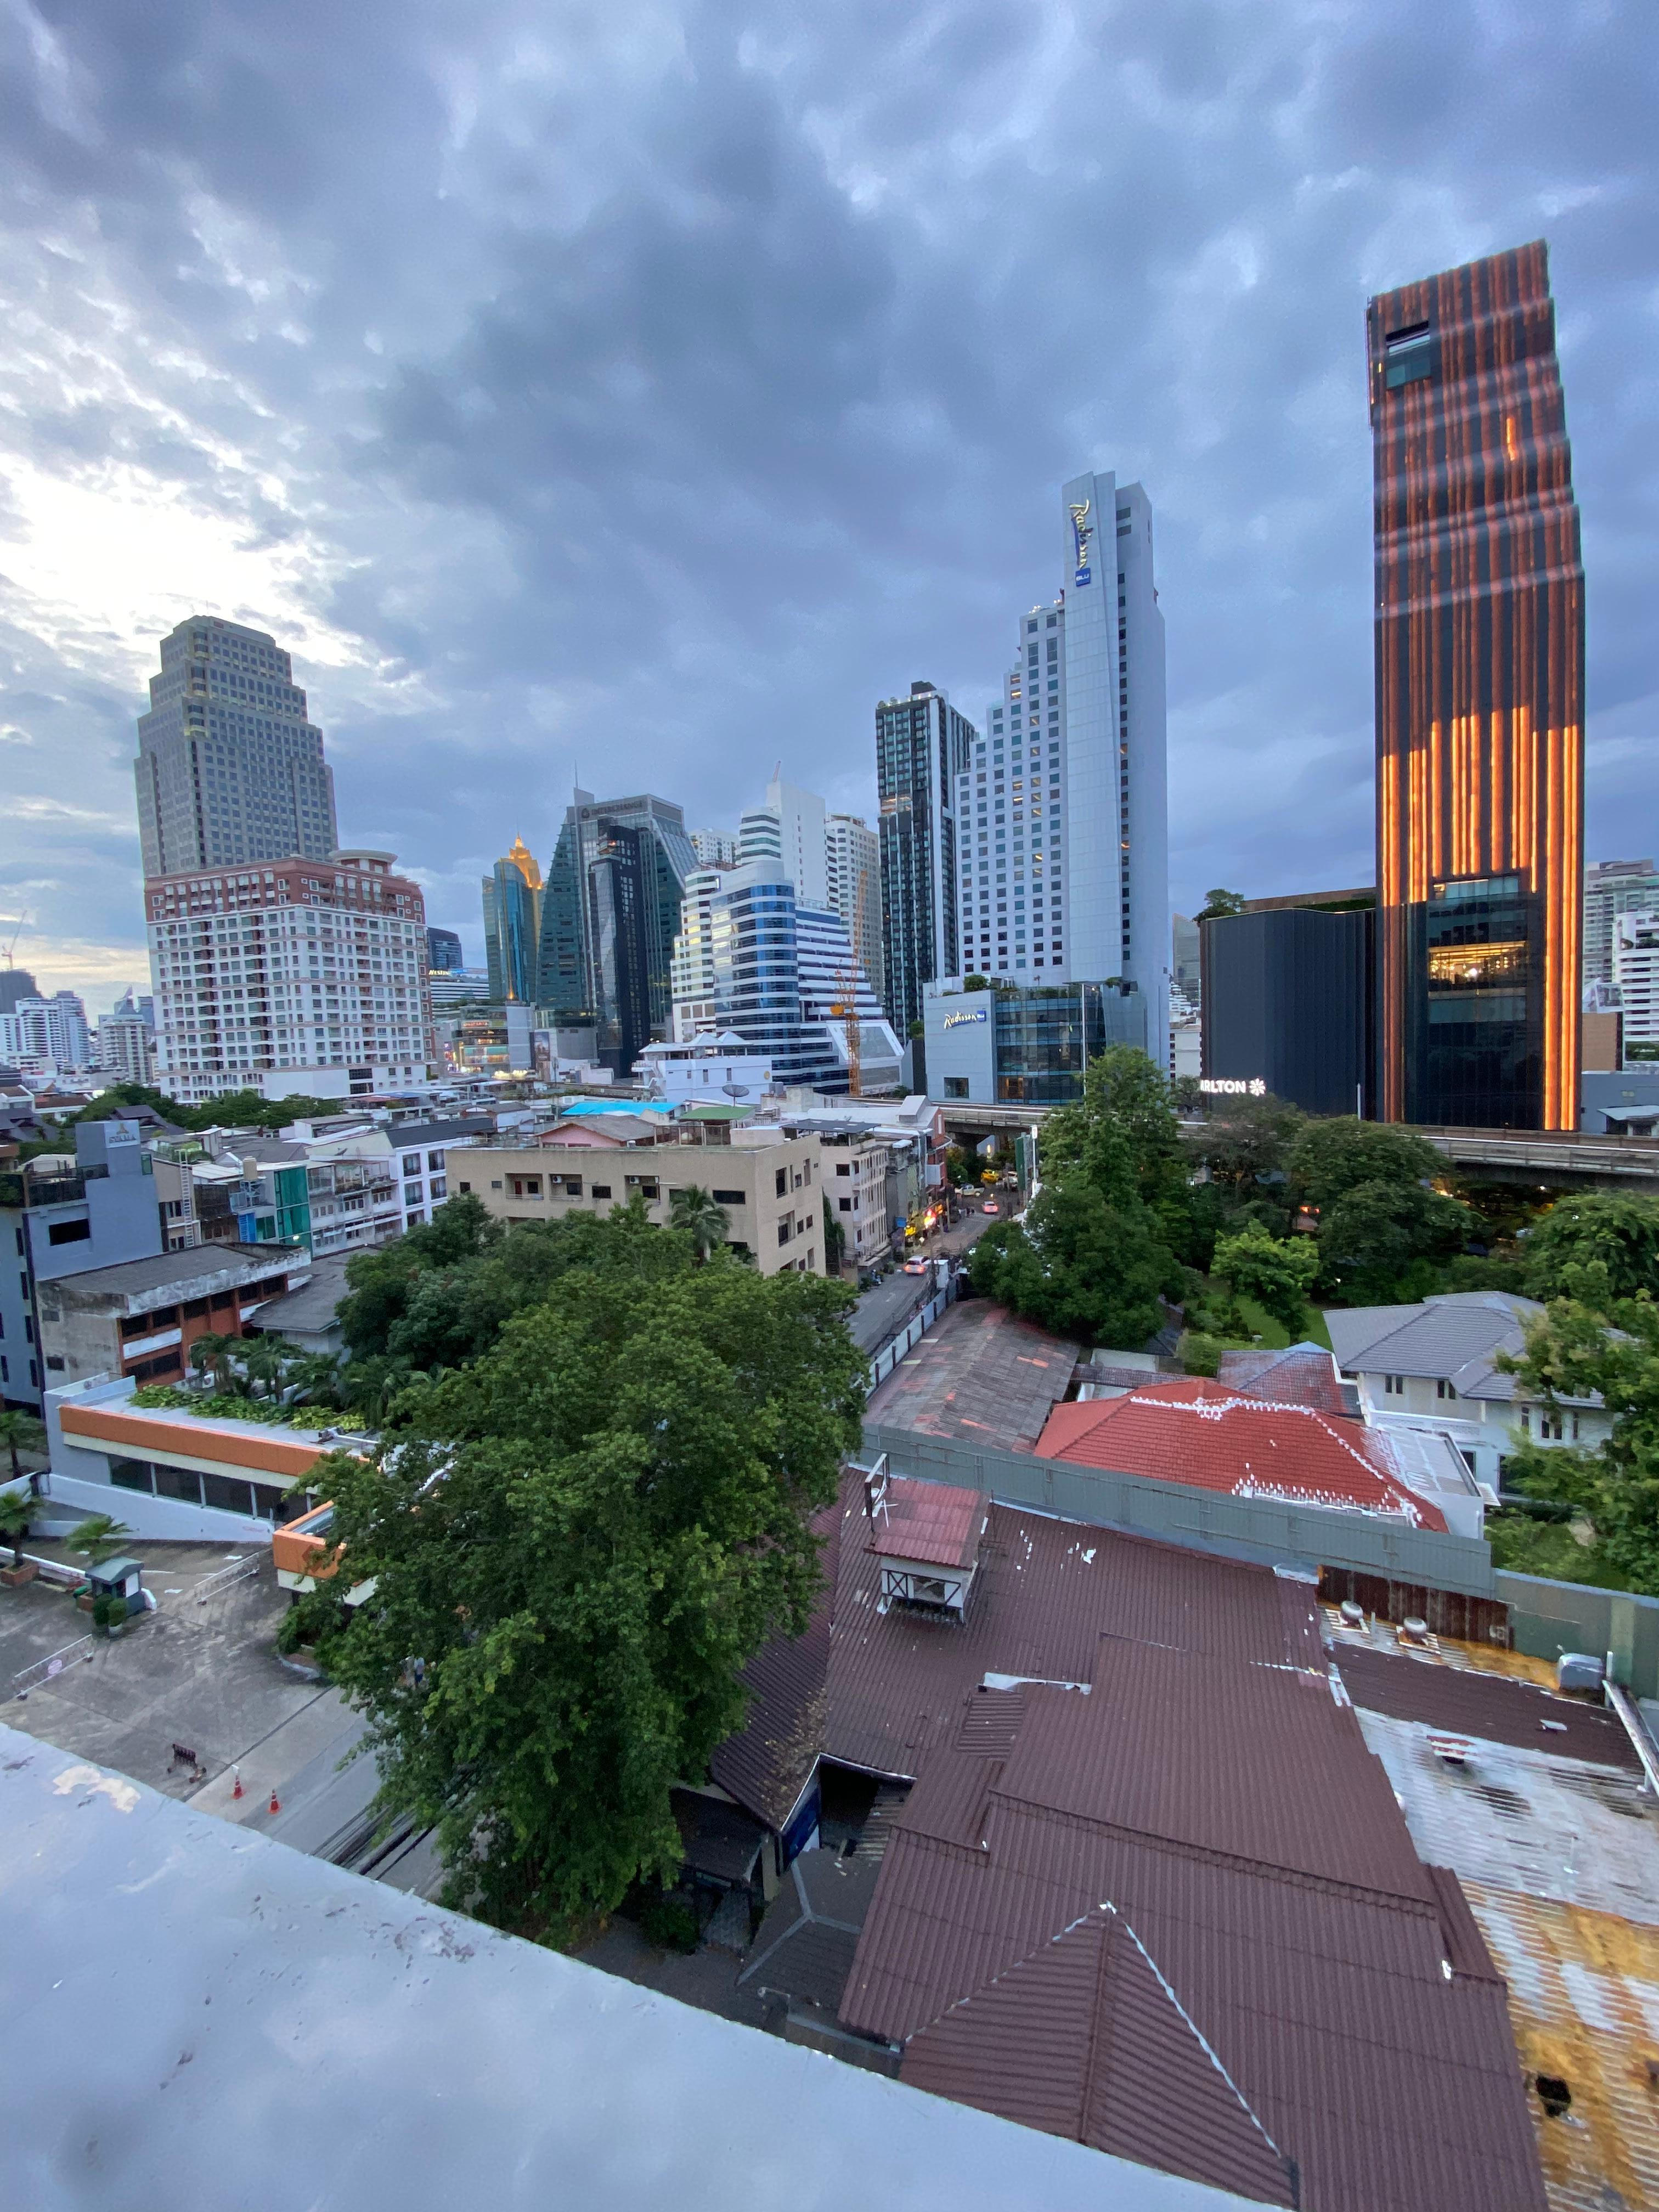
[0,7,1650,1008]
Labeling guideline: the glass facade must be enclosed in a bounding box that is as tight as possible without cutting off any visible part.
[992,984,1147,1107]
[1403,873,1542,1127]
[538,794,696,1071]
[1370,242,1584,1129]
[876,683,974,1031]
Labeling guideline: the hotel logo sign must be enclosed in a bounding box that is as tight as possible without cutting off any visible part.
[1199,1076,1267,1098]
[1069,500,1093,586]
[942,1006,989,1031]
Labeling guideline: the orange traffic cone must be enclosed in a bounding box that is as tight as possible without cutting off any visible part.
[231,1768,244,1801]
[268,1789,281,1815]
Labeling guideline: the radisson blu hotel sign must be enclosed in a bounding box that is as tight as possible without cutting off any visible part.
[942,1006,989,1031]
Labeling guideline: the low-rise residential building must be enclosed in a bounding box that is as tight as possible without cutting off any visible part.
[246,1256,351,1357]
[0,1119,165,1411]
[382,1115,492,1228]
[455,1124,823,1276]
[634,1035,775,1107]
[1325,1291,1611,1491]
[816,1127,891,1273]
[43,1372,341,1541]
[34,1242,307,1392]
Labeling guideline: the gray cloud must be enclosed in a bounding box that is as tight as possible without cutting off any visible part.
[0,0,1653,999]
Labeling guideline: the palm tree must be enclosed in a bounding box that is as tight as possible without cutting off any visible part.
[0,1483,33,1568]
[669,1186,730,1263]
[0,1409,44,1483]
[188,1331,241,1395]
[67,1513,133,1568]
[239,1336,290,1401]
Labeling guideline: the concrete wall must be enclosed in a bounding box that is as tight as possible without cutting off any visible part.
[1496,1569,1659,1696]
[861,1420,1498,1599]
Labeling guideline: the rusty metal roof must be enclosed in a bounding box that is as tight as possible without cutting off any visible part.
[865,1298,1080,1451]
[867,1475,986,1568]
[1334,1643,1639,1770]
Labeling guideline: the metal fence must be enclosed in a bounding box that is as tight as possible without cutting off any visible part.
[193,1555,263,1605]
[860,1420,1500,1599]
[864,1277,961,1395]
[12,1636,95,1698]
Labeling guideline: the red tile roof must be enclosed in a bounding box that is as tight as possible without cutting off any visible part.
[1036,1390,1449,1531]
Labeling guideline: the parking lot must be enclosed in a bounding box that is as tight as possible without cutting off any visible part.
[0,1543,333,1799]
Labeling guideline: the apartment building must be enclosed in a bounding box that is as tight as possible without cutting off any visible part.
[818,1130,891,1273]
[35,1242,307,1393]
[455,1125,823,1276]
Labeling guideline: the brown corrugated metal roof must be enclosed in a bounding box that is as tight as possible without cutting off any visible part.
[901,1904,1297,2207]
[1334,1643,1639,1770]
[867,1476,986,1568]
[715,1471,1547,2208]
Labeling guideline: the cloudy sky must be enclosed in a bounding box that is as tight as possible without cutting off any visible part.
[0,0,1653,1004]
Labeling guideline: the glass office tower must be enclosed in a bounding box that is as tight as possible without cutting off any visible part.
[1370,241,1584,1129]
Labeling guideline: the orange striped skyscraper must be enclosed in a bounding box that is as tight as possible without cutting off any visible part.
[1370,241,1584,1130]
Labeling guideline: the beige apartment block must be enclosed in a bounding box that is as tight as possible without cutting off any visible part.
[821,1135,890,1272]
[453,1128,823,1276]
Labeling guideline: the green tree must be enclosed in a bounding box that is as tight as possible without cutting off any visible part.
[0,1409,44,1483]
[1316,1180,1474,1305]
[962,974,990,992]
[1186,1094,1305,1203]
[1522,1192,1659,1305]
[188,1331,244,1395]
[1213,1224,1323,1338]
[293,1252,866,1934]
[1498,1283,1659,1594]
[822,1193,846,1271]
[1042,1045,1193,1256]
[68,1513,133,1567]
[1289,1118,1446,1212]
[0,1482,33,1567]
[968,1174,1180,1350]
[668,1186,730,1263]
[1194,888,1248,921]
[338,1193,505,1363]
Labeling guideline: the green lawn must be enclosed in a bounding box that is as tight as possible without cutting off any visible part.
[1197,1290,1332,1353]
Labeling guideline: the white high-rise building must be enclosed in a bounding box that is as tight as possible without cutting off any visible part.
[95,990,157,1087]
[690,829,740,868]
[1585,860,1659,989]
[1613,912,1659,1056]
[739,778,828,911]
[825,813,882,1000]
[0,990,93,1073]
[954,472,1169,1066]
[145,851,434,1106]
[669,867,726,1041]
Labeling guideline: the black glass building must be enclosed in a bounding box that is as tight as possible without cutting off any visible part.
[1201,906,1375,1118]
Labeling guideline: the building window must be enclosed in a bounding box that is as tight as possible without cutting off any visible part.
[430,1177,447,1200]
[457,1181,471,1194]
[1436,1378,1457,1401]
[712,1190,744,1206]
[1384,323,1434,388]
[1383,1374,1404,1396]
[590,1184,613,1200]
[47,1218,92,1248]
[777,1220,793,1246]
[775,1168,788,1198]
[943,1077,969,1098]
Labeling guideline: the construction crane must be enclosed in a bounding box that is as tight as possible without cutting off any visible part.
[1,911,27,968]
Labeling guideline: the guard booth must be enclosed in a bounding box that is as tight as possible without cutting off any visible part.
[80,1556,145,1612]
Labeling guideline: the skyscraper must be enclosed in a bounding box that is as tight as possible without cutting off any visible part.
[954,474,1170,1067]
[825,812,882,998]
[876,681,976,1032]
[426,927,464,973]
[538,793,696,1071]
[708,862,900,1091]
[739,778,828,909]
[134,616,337,876]
[1583,860,1659,991]
[1370,242,1585,1130]
[481,837,543,1003]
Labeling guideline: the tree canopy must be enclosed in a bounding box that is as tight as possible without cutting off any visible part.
[75,1081,352,1132]
[1522,1192,1659,1305]
[295,1244,865,1935]
[1212,1224,1322,1337]
[1500,1275,1659,1595]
